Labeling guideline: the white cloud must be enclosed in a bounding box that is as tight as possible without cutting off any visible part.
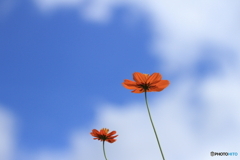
[33,0,84,12]
[0,106,16,160]
[33,0,240,72]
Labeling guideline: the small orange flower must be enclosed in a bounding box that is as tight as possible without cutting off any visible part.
[122,72,170,93]
[90,128,118,143]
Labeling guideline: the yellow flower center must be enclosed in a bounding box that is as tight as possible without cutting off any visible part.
[143,73,149,77]
[102,128,109,133]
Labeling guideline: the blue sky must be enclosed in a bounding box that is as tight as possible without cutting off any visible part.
[0,0,158,148]
[0,0,240,160]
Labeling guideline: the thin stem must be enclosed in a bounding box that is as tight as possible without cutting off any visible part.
[144,91,165,160]
[103,141,108,160]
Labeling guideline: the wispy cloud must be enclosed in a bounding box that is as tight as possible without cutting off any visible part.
[0,106,16,160]
[33,0,84,12]
[32,0,240,71]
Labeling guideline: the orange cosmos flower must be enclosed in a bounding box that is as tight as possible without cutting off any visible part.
[122,72,170,93]
[90,128,118,143]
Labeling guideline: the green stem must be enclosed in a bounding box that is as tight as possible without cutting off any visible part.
[103,141,108,160]
[144,91,165,160]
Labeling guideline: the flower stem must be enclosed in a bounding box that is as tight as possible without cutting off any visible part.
[144,91,165,160]
[103,141,108,160]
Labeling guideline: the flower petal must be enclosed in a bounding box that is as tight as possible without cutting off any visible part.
[147,73,162,84]
[133,72,147,83]
[122,80,138,89]
[131,88,144,93]
[148,86,164,92]
[107,131,117,136]
[106,139,117,143]
[109,135,118,139]
[149,80,169,92]
[156,80,170,89]
[90,129,99,137]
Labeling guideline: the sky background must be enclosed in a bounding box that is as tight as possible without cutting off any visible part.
[0,0,240,160]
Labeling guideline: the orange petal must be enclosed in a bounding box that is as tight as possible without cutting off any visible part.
[156,80,170,89]
[122,80,138,89]
[147,73,162,84]
[90,129,99,136]
[109,135,118,139]
[131,88,144,93]
[133,72,147,83]
[107,131,117,136]
[148,86,164,92]
[106,139,116,143]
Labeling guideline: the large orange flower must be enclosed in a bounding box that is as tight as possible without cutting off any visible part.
[122,72,170,93]
[90,128,118,143]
